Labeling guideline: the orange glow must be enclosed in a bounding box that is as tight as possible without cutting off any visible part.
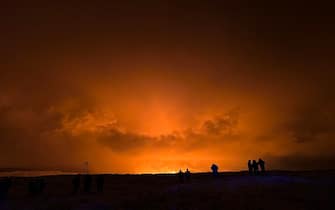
[1,2,334,173]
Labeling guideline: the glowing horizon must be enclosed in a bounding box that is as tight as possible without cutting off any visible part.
[1,1,335,172]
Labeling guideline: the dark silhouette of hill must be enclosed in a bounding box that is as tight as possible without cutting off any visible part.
[1,170,335,210]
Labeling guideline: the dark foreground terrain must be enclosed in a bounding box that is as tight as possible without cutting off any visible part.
[1,171,334,210]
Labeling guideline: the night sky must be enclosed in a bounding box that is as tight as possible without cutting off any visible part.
[1,1,334,173]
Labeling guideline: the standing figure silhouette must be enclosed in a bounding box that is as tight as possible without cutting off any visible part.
[252,160,259,175]
[248,160,253,175]
[258,158,266,174]
[178,169,184,184]
[211,164,219,177]
[185,168,191,183]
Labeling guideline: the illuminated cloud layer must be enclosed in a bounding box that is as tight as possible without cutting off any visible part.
[1,1,334,172]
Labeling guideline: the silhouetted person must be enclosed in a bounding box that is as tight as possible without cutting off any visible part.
[178,169,184,184]
[258,158,265,174]
[0,177,12,200]
[211,164,219,176]
[252,160,259,175]
[72,174,80,194]
[185,169,191,182]
[248,160,253,175]
[83,174,92,193]
[96,174,104,193]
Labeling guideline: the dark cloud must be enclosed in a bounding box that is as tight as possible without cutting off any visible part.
[202,109,239,135]
[98,109,240,153]
[98,129,154,152]
[97,129,199,154]
[0,98,98,170]
[0,92,240,169]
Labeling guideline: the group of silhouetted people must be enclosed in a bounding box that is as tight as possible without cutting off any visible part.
[0,174,105,199]
[72,174,105,194]
[1,177,46,197]
[178,164,221,183]
[1,161,269,199]
[248,159,266,175]
[178,168,191,184]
